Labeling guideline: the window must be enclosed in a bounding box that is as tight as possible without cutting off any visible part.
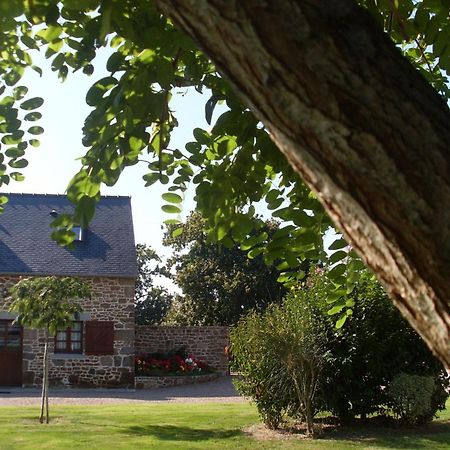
[0,320,21,350]
[55,321,83,354]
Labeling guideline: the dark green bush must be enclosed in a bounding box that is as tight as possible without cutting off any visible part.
[232,271,449,430]
[320,273,449,423]
[387,373,436,425]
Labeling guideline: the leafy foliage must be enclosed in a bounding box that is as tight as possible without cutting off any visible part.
[231,272,449,429]
[320,273,449,422]
[134,244,173,325]
[163,212,288,325]
[9,276,91,334]
[8,276,91,423]
[231,280,327,432]
[230,308,295,429]
[0,0,449,324]
[387,374,437,425]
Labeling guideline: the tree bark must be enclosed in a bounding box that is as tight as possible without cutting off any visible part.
[40,330,49,424]
[156,0,450,366]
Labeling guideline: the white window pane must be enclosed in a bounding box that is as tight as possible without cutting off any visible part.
[71,342,81,351]
[71,332,81,341]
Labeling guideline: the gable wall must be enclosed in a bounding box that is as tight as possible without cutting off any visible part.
[0,275,135,388]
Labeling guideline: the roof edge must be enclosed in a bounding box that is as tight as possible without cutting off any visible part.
[0,271,137,279]
[0,192,131,199]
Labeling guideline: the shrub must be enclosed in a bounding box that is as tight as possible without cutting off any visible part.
[231,308,292,429]
[320,273,449,422]
[387,373,436,424]
[231,283,327,434]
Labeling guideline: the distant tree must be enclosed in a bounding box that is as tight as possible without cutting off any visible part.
[163,213,289,325]
[8,277,91,423]
[135,244,173,325]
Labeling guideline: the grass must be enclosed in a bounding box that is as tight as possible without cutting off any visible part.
[0,401,448,450]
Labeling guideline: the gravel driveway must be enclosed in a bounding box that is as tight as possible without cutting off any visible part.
[0,376,247,406]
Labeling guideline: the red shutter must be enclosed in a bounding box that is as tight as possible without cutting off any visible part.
[85,321,115,355]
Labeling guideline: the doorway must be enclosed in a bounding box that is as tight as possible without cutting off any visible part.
[0,320,22,386]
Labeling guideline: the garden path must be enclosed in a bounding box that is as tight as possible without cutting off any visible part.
[0,375,246,406]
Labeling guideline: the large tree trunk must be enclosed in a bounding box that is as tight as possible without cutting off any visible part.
[156,0,450,366]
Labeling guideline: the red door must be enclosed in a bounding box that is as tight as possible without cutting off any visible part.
[0,320,22,386]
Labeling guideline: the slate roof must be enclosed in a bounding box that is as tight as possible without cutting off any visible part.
[0,193,137,278]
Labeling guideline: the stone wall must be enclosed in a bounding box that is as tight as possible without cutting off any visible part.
[0,275,135,388]
[135,326,230,374]
[135,373,220,389]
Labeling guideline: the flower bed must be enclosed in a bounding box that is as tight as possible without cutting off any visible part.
[135,347,214,377]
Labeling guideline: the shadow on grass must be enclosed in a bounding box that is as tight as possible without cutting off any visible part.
[318,419,450,449]
[121,424,242,441]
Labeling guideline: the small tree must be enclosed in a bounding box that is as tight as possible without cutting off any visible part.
[8,276,91,423]
[231,282,326,435]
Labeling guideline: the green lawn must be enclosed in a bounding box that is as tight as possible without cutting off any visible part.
[0,401,448,450]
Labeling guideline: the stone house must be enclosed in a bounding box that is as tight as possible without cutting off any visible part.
[0,193,137,388]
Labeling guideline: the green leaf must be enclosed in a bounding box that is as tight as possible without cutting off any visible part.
[193,128,210,145]
[335,313,348,329]
[266,189,280,204]
[107,52,124,72]
[205,95,220,125]
[327,303,345,315]
[20,97,44,110]
[171,226,184,238]
[5,147,24,158]
[10,172,25,182]
[143,172,159,187]
[216,223,229,241]
[129,136,144,152]
[86,77,117,106]
[349,259,366,271]
[24,112,42,121]
[29,139,40,147]
[328,263,347,279]
[75,196,97,227]
[28,126,44,135]
[162,192,182,204]
[37,25,62,42]
[328,238,348,250]
[13,86,28,101]
[345,298,355,307]
[162,204,181,214]
[163,219,181,225]
[267,198,283,210]
[8,159,28,169]
[21,35,39,50]
[329,250,348,264]
[248,247,264,259]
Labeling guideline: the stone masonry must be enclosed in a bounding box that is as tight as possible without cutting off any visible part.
[0,275,135,388]
[135,326,230,374]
